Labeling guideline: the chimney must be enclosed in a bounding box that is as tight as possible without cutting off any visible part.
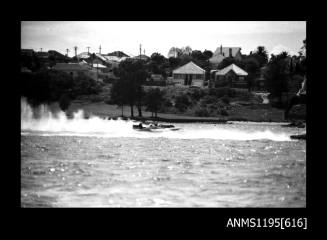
[229,48,232,57]
[220,45,222,54]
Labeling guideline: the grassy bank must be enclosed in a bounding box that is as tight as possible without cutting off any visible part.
[63,84,289,122]
[64,99,288,122]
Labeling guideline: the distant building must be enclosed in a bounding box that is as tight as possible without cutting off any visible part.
[133,54,150,61]
[53,63,91,77]
[36,51,49,59]
[53,62,104,81]
[172,61,205,87]
[106,51,129,58]
[150,74,164,82]
[21,49,35,56]
[76,52,91,60]
[211,63,248,88]
[209,45,242,68]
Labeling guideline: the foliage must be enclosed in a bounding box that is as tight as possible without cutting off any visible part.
[203,50,213,59]
[144,88,165,117]
[221,95,230,104]
[217,57,245,70]
[21,69,101,107]
[111,59,147,117]
[250,46,268,68]
[58,94,71,111]
[175,94,192,112]
[195,107,209,117]
[187,88,206,102]
[208,87,236,98]
[71,73,102,97]
[264,52,291,102]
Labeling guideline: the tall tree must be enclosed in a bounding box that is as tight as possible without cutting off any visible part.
[243,57,260,92]
[203,50,213,60]
[252,46,268,68]
[264,51,290,103]
[144,88,164,118]
[113,59,147,117]
[110,78,127,117]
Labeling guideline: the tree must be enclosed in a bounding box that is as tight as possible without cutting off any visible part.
[175,94,192,112]
[168,57,181,70]
[218,57,245,70]
[203,50,213,60]
[110,78,128,117]
[264,52,290,104]
[243,57,260,92]
[144,88,164,118]
[150,52,166,65]
[252,46,268,67]
[113,59,147,117]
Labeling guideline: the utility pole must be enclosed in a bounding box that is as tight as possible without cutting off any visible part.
[74,46,78,57]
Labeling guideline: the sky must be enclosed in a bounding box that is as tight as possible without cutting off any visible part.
[21,21,306,58]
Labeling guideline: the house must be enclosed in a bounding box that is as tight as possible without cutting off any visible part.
[21,49,35,57]
[150,74,164,82]
[133,54,150,61]
[76,52,91,60]
[53,61,107,81]
[211,63,248,88]
[53,62,103,81]
[106,51,129,58]
[53,63,91,77]
[36,51,49,59]
[172,61,205,87]
[209,45,242,68]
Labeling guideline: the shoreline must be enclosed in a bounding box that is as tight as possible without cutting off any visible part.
[63,101,304,124]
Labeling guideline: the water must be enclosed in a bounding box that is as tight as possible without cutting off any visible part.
[21,98,306,207]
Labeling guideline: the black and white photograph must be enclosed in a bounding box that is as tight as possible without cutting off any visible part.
[20,21,306,208]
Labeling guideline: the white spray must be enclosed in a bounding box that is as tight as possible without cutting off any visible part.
[21,98,291,141]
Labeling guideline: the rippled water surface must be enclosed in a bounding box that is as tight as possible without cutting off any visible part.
[21,122,306,207]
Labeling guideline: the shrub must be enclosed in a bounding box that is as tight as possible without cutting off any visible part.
[195,107,209,117]
[209,87,236,98]
[220,109,229,116]
[201,95,218,105]
[88,95,104,102]
[187,88,205,102]
[221,95,230,104]
[175,94,191,112]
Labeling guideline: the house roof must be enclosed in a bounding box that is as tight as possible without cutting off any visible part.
[133,54,150,59]
[173,61,205,74]
[209,54,225,64]
[95,53,107,62]
[107,51,129,58]
[77,52,91,59]
[53,63,90,71]
[213,46,241,58]
[103,55,128,62]
[216,64,248,76]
